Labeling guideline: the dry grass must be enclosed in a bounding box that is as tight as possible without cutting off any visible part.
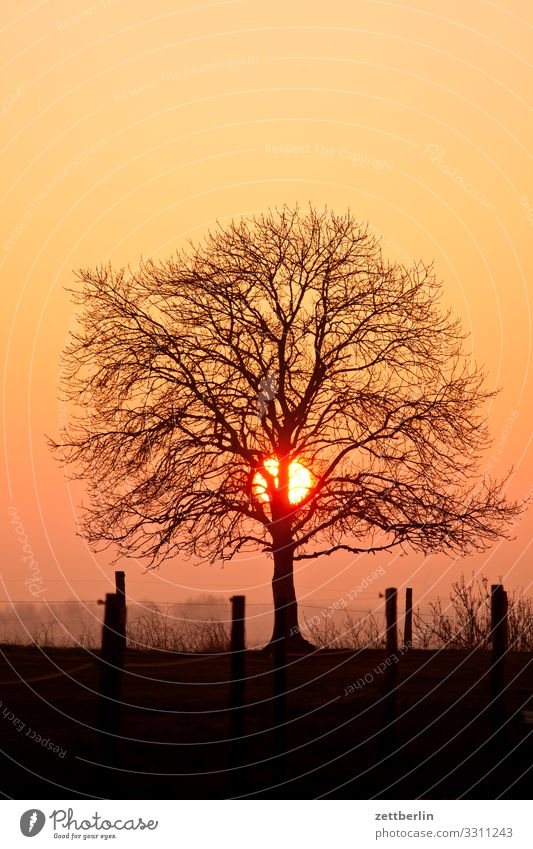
[0,607,230,653]
[1,574,531,652]
[303,611,385,650]
[126,608,230,653]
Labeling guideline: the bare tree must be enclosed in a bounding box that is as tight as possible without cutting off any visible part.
[49,206,522,649]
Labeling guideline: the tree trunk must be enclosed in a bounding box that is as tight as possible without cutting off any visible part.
[266,454,314,652]
[269,537,314,651]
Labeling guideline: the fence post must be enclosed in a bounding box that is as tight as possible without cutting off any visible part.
[115,570,127,653]
[230,595,246,787]
[380,587,398,754]
[403,587,413,648]
[490,584,508,738]
[99,593,124,762]
[273,601,287,781]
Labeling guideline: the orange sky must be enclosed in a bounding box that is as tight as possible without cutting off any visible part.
[1,0,532,622]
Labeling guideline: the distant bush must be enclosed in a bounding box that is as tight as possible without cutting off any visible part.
[0,620,101,649]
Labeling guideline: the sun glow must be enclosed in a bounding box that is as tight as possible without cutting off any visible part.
[252,457,312,505]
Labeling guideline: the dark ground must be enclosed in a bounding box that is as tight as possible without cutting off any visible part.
[0,646,531,799]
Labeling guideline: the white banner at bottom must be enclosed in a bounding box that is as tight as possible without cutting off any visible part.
[0,799,531,848]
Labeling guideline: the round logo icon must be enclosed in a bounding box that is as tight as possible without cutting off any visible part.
[20,810,46,837]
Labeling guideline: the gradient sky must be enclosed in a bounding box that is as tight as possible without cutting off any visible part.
[1,0,532,627]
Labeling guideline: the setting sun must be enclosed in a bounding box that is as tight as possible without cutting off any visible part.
[252,458,312,505]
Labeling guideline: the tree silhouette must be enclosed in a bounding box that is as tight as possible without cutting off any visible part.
[50,206,521,649]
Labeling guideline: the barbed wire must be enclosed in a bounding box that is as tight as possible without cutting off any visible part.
[0,599,438,615]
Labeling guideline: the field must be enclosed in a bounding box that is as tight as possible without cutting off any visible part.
[0,645,531,800]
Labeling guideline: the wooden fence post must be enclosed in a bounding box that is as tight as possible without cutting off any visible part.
[273,601,287,780]
[403,587,413,648]
[380,587,398,753]
[115,570,127,653]
[490,584,508,738]
[99,593,125,761]
[230,595,246,785]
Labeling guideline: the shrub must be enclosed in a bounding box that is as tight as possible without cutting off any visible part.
[413,573,533,650]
